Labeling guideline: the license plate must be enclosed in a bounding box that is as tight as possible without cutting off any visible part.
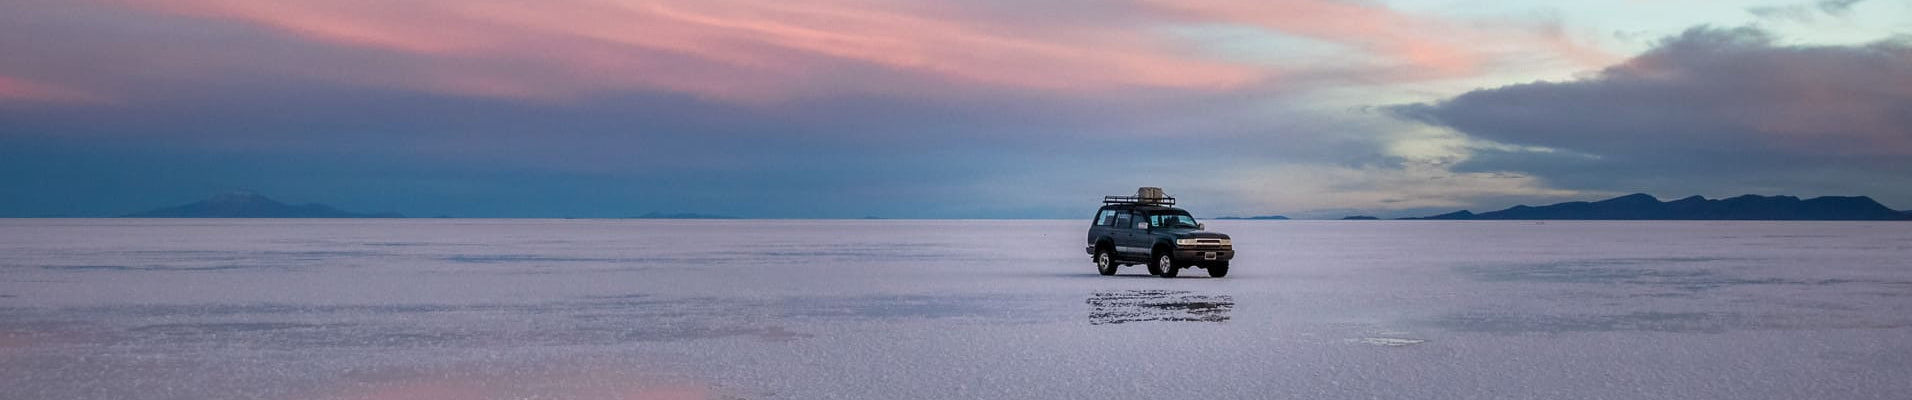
[1204,252,1217,260]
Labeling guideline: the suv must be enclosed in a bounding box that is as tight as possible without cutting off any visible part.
[1085,188,1234,278]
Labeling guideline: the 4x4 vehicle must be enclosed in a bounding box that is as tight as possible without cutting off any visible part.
[1085,188,1234,278]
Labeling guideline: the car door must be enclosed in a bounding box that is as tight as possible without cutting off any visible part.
[1088,208,1118,248]
[1113,210,1142,257]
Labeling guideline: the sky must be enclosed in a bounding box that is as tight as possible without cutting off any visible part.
[1,0,1908,218]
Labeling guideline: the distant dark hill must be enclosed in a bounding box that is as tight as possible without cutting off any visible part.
[1410,193,1907,221]
[629,211,738,219]
[1419,210,1476,220]
[1217,215,1290,220]
[123,192,403,218]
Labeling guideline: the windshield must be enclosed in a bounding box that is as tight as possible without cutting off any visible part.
[1148,213,1201,229]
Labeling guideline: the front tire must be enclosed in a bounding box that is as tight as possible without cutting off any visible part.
[1156,253,1179,278]
[1094,248,1118,276]
[1206,263,1229,278]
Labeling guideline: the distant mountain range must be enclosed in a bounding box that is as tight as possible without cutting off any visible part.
[1216,215,1291,220]
[122,192,403,218]
[627,211,739,219]
[1409,193,1910,221]
[96,191,1912,220]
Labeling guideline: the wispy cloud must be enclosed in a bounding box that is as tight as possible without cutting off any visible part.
[1133,0,1615,79]
[1748,0,1870,23]
[0,75,106,103]
[66,0,1607,102]
[93,0,1262,101]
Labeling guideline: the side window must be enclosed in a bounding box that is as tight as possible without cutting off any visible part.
[1113,211,1132,229]
[1096,210,1117,226]
[1149,214,1164,228]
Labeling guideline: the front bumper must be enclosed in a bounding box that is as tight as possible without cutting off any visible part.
[1172,248,1234,263]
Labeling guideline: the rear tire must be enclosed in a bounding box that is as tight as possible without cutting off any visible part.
[1156,253,1179,278]
[1094,248,1118,276]
[1207,263,1229,278]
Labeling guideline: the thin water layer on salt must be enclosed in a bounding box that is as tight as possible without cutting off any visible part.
[2,219,1910,399]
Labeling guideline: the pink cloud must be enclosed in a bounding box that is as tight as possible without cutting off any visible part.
[93,0,1265,102]
[0,75,106,103]
[68,0,1608,102]
[1135,0,1617,79]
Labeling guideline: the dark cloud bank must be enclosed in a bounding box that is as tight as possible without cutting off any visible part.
[1393,27,1912,209]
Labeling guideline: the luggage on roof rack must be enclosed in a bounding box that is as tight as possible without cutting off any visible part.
[1104,187,1175,206]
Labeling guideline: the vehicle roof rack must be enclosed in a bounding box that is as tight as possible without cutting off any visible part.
[1103,195,1176,206]
[1104,187,1175,206]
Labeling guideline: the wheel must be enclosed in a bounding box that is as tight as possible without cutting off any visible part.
[1206,263,1229,278]
[1155,253,1179,278]
[1094,248,1118,276]
[1145,252,1164,276]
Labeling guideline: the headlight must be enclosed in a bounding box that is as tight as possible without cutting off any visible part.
[1176,239,1197,245]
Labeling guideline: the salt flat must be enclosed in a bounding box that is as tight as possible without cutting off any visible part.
[2,219,1909,399]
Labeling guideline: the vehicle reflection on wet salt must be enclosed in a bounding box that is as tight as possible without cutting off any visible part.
[1087,290,1233,325]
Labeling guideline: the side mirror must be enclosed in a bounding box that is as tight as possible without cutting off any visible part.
[1198,222,1206,230]
[1135,222,1149,230]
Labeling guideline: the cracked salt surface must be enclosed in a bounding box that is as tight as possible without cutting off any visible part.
[3,219,1912,399]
